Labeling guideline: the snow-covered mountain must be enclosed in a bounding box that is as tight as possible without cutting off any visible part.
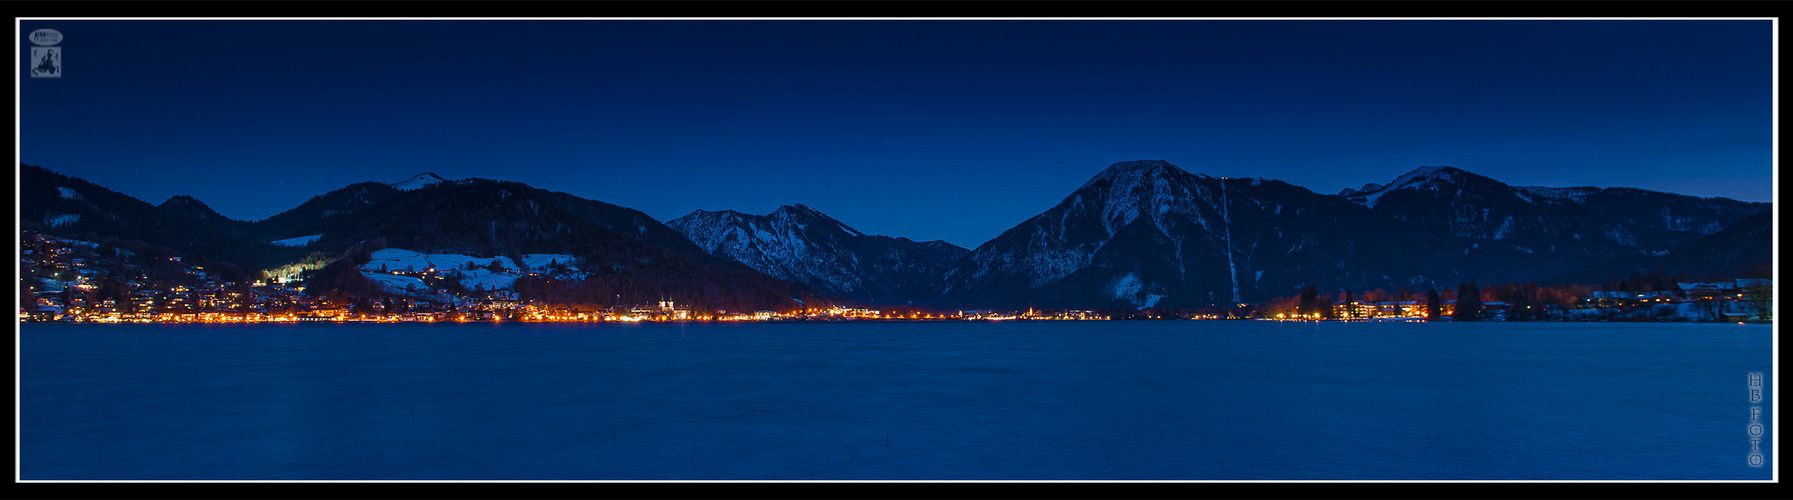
[667,204,968,304]
[1343,166,1761,238]
[1341,165,1769,281]
[294,177,814,312]
[1548,210,1772,284]
[937,161,1769,310]
[23,160,1768,312]
[392,172,446,191]
[936,160,1465,309]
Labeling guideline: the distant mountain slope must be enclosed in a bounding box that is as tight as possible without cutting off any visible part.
[1516,185,1766,235]
[541,190,745,270]
[313,178,639,256]
[667,204,969,304]
[1546,210,1773,283]
[297,177,817,311]
[243,181,403,242]
[160,173,461,243]
[23,160,1768,311]
[20,163,302,270]
[937,160,1770,310]
[1341,166,1770,281]
[157,194,255,237]
[937,160,1465,309]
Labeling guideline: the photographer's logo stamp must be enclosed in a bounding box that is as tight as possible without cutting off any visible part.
[29,29,61,78]
[1747,372,1764,468]
[29,29,62,46]
[31,47,61,78]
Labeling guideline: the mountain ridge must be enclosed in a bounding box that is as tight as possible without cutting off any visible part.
[667,204,968,305]
[23,160,1770,310]
[935,160,1769,309]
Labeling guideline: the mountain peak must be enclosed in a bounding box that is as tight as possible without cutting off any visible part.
[159,194,206,207]
[1078,160,1194,192]
[392,172,447,191]
[157,194,223,220]
[763,204,831,221]
[1344,166,1482,207]
[1099,159,1181,177]
[1384,165,1469,189]
[773,203,862,235]
[679,208,737,219]
[778,203,821,215]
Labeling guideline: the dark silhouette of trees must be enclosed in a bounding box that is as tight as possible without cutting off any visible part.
[303,258,379,298]
[1741,281,1773,321]
[1297,284,1320,318]
[1425,288,1441,321]
[1454,281,1482,321]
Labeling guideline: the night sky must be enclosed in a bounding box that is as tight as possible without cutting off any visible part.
[18,19,1775,249]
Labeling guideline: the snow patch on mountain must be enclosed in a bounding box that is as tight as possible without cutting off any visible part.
[392,172,446,191]
[1516,186,1592,203]
[46,214,79,227]
[1340,183,1383,197]
[1142,294,1165,308]
[361,273,433,296]
[1661,208,1725,234]
[56,187,82,200]
[1344,166,1457,208]
[1110,272,1143,301]
[1493,216,1515,240]
[1605,226,1637,247]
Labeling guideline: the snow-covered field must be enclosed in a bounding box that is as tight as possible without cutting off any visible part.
[521,254,578,271]
[361,249,521,274]
[362,273,431,296]
[358,248,583,298]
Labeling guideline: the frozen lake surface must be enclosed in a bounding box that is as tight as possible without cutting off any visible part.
[19,320,1774,480]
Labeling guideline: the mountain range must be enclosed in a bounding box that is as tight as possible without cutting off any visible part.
[667,204,968,305]
[18,160,1772,310]
[939,161,1768,309]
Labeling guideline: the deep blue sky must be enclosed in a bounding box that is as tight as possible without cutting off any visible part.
[19,19,1774,249]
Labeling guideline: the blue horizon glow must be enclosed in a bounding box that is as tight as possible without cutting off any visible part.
[18,19,1774,249]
